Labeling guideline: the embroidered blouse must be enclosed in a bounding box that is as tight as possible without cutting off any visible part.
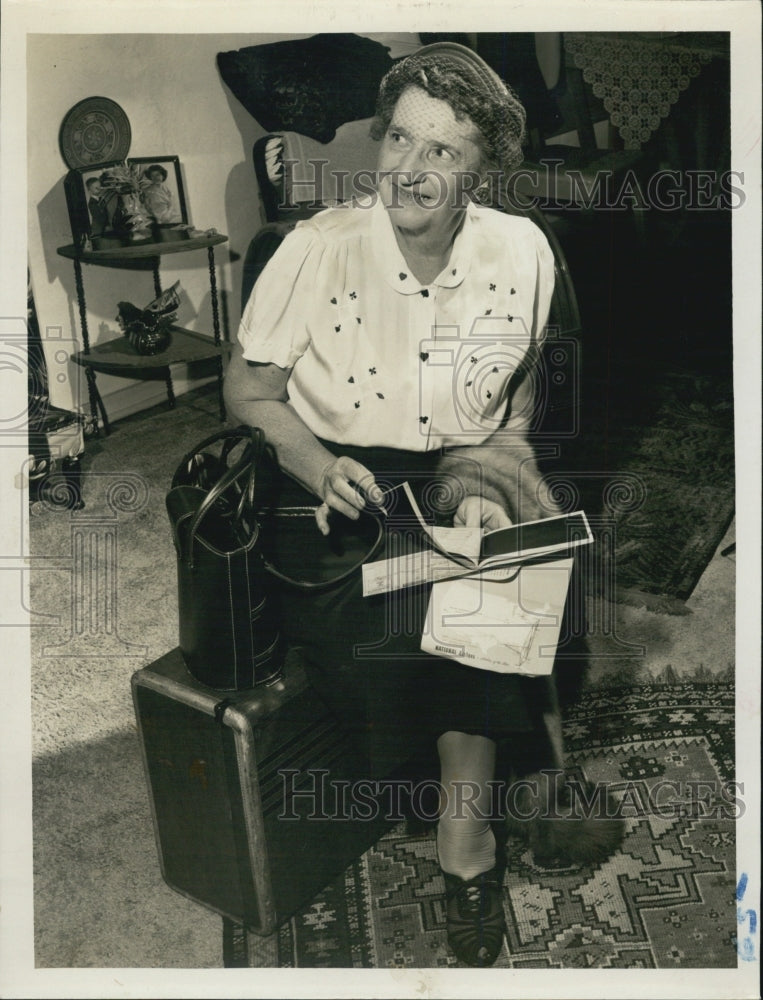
[238,196,555,451]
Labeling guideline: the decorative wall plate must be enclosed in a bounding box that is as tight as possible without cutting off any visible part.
[59,97,132,168]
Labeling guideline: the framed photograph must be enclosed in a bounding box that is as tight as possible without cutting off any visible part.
[128,155,189,227]
[63,159,125,247]
[63,156,190,248]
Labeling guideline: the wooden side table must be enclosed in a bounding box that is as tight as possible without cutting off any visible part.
[58,232,230,434]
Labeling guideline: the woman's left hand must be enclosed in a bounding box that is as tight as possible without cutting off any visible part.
[454,495,512,531]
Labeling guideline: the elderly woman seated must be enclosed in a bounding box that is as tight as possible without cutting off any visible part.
[225,42,557,966]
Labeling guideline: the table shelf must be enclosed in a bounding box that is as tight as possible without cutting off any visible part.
[58,233,229,434]
[71,326,229,375]
[58,231,228,264]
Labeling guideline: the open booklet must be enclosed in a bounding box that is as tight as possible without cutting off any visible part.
[361,481,592,597]
[421,558,575,676]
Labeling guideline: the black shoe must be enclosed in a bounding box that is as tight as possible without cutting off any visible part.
[442,868,505,966]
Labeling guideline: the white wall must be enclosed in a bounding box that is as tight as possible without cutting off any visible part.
[27,33,307,418]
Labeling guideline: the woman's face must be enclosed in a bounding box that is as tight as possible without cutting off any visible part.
[147,169,164,184]
[377,86,484,239]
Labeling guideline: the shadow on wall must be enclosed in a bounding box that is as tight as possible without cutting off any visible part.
[218,82,270,314]
[215,33,400,312]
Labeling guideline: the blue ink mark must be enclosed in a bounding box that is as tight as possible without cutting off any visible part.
[736,872,748,901]
[738,908,757,935]
[735,935,756,961]
[734,874,758,961]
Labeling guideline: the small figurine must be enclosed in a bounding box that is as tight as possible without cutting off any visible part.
[116,282,180,356]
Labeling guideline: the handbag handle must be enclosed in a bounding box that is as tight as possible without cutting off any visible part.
[172,425,256,489]
[175,425,384,586]
[260,507,385,591]
[182,427,264,570]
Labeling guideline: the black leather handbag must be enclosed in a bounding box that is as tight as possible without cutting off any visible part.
[166,426,383,691]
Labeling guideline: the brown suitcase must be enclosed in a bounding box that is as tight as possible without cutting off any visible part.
[132,647,395,937]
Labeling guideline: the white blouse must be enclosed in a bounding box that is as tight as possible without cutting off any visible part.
[238,196,555,451]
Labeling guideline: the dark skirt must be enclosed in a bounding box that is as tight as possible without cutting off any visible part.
[265,442,555,778]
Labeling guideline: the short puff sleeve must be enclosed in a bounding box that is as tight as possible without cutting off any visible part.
[237,223,326,369]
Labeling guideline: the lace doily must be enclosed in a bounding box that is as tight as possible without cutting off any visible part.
[564,33,714,149]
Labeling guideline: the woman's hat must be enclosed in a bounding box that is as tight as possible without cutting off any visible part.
[404,41,510,103]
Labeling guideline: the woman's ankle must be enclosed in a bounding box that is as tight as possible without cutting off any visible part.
[437,819,496,880]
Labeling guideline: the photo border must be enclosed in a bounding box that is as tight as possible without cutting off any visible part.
[127,154,189,227]
[2,3,760,999]
[63,159,125,246]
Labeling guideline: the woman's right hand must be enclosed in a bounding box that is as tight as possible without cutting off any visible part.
[316,456,381,535]
[223,350,382,535]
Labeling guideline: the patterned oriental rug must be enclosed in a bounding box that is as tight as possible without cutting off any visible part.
[238,681,737,969]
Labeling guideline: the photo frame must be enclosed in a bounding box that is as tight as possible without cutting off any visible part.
[127,155,189,227]
[63,156,189,249]
[63,159,125,248]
